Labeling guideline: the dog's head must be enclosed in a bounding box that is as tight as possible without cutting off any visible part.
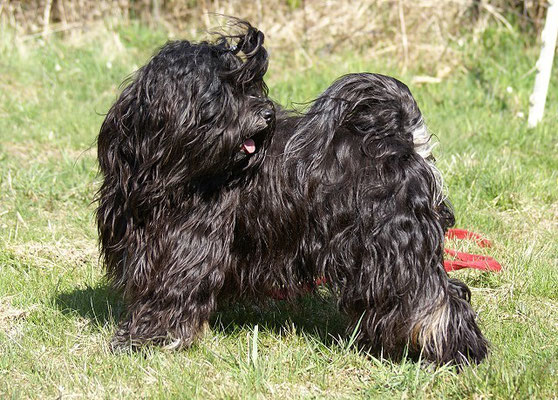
[98,21,274,192]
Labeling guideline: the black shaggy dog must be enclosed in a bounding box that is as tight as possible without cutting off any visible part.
[97,21,488,366]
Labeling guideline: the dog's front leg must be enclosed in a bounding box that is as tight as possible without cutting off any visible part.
[110,227,226,351]
[111,281,219,351]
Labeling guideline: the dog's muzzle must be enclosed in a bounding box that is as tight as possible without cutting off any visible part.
[240,105,275,155]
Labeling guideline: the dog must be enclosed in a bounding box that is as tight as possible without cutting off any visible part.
[96,21,488,366]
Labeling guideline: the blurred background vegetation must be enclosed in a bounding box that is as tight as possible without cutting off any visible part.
[0,0,551,72]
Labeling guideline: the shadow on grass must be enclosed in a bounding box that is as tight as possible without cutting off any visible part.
[213,294,349,346]
[55,284,124,328]
[54,284,349,345]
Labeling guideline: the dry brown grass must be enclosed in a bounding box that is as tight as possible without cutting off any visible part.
[0,296,28,327]
[0,0,549,71]
[7,238,98,269]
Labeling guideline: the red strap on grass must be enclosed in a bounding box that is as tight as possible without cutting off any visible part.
[445,228,492,247]
[443,248,502,272]
[443,228,502,272]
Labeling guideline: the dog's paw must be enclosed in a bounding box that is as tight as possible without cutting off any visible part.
[109,335,133,354]
[109,323,137,353]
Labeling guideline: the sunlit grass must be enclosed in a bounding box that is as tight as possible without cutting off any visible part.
[0,22,557,399]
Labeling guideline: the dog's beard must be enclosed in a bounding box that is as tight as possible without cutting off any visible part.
[229,101,275,174]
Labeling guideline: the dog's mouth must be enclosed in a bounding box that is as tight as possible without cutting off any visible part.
[241,138,256,154]
[239,128,269,156]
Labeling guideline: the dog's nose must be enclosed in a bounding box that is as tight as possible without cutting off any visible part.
[261,108,275,124]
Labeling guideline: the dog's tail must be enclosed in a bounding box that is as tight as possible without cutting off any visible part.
[285,72,445,205]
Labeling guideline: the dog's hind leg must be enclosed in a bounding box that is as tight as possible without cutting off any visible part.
[336,152,488,366]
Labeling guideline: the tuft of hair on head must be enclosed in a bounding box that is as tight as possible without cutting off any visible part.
[212,16,269,92]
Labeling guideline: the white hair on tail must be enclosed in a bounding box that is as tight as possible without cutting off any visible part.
[412,120,445,205]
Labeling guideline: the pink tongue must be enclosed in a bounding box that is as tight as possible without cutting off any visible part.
[242,139,256,154]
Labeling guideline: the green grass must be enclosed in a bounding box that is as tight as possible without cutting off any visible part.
[1,22,557,399]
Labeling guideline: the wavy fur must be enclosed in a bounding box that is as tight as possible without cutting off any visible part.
[97,22,487,365]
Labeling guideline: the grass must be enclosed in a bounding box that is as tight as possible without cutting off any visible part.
[1,20,557,399]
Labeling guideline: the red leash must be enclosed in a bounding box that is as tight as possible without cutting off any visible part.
[269,228,502,300]
[444,228,502,272]
[445,228,492,247]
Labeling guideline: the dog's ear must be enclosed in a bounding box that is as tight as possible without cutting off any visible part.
[96,80,138,289]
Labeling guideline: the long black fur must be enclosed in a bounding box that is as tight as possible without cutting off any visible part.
[97,21,488,366]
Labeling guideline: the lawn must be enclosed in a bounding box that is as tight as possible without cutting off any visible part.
[0,21,557,399]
